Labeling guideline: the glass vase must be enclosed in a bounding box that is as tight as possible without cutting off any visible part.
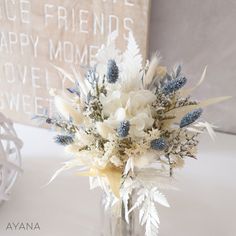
[100,193,144,236]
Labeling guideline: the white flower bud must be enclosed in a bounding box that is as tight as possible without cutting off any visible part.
[54,96,83,124]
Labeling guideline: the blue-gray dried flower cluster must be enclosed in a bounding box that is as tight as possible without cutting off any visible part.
[107,59,119,83]
[151,138,168,151]
[180,108,203,128]
[117,120,130,137]
[54,135,74,146]
[161,76,187,95]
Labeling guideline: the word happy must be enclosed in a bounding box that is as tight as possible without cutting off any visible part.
[0,31,38,57]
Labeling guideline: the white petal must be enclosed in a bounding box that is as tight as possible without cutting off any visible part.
[114,108,126,121]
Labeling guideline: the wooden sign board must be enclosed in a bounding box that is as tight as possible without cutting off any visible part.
[0,0,151,127]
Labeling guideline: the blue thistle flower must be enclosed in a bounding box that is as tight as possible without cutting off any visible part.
[150,138,168,151]
[117,120,130,137]
[161,76,187,95]
[107,59,119,83]
[180,108,203,128]
[54,135,74,146]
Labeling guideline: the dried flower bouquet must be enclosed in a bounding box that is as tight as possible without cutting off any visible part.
[36,32,229,236]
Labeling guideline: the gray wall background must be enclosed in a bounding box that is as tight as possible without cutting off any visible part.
[149,0,236,134]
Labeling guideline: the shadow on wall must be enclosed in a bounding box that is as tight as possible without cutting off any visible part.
[149,0,235,134]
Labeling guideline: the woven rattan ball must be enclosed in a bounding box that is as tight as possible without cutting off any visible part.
[0,113,23,204]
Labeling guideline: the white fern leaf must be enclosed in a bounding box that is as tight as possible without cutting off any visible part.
[124,157,134,175]
[150,203,160,225]
[103,191,114,210]
[121,31,143,89]
[145,214,159,236]
[99,176,110,197]
[124,31,142,68]
[89,176,100,190]
[131,187,168,236]
[124,158,131,175]
[150,213,159,228]
[140,200,149,225]
[141,199,160,236]
[128,188,146,214]
[152,188,170,208]
[121,177,139,223]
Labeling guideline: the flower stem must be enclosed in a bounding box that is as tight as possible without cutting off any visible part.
[121,197,133,236]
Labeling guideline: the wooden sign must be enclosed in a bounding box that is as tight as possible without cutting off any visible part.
[0,0,151,127]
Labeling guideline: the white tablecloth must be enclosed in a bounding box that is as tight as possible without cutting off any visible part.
[0,124,235,236]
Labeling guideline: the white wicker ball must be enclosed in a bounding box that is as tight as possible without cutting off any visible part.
[0,113,23,204]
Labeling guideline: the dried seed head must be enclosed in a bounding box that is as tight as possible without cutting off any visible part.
[117,120,130,137]
[46,118,52,124]
[107,59,119,83]
[180,108,203,128]
[161,76,187,95]
[54,135,74,146]
[150,138,168,151]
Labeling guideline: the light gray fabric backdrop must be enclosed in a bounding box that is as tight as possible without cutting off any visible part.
[149,0,236,134]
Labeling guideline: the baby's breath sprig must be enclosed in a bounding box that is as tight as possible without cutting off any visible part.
[86,97,104,122]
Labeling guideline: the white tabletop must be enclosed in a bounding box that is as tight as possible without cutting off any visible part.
[0,124,235,236]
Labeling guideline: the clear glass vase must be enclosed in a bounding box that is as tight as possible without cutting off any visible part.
[100,194,144,236]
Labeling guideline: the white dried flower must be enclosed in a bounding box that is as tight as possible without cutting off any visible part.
[54,95,84,124]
